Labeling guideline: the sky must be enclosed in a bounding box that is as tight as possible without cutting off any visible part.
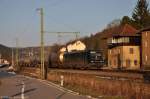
[0,0,150,47]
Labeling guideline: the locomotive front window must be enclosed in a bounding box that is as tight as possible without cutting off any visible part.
[96,55,101,60]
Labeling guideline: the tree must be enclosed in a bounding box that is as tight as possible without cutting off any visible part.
[51,44,61,53]
[121,16,132,25]
[132,0,150,29]
[107,19,121,29]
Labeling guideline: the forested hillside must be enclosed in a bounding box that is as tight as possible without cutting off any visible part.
[0,44,11,61]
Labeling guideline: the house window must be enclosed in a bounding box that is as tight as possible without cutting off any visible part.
[126,59,131,67]
[109,50,111,54]
[129,48,134,54]
[134,60,138,65]
[146,55,148,62]
[145,41,147,47]
[146,32,148,37]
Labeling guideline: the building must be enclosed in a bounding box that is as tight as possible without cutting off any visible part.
[67,40,86,52]
[107,24,141,69]
[138,27,150,69]
[59,40,86,62]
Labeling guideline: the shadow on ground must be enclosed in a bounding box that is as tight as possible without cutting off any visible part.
[11,88,37,97]
[56,92,66,99]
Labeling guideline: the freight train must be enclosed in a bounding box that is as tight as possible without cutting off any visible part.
[48,50,105,69]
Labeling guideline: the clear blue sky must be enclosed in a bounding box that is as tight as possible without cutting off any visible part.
[0,0,149,47]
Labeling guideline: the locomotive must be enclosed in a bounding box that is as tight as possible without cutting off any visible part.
[48,50,105,69]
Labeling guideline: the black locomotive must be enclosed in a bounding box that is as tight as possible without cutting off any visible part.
[49,50,105,69]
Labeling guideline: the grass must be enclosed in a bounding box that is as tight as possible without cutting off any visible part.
[20,67,40,78]
[21,67,150,99]
[47,71,150,99]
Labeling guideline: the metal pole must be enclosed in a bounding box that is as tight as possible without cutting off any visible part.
[12,48,14,66]
[57,32,62,44]
[16,38,19,71]
[75,32,78,40]
[39,8,45,79]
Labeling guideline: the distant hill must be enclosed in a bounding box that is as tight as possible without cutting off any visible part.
[0,44,52,63]
[19,46,52,62]
[0,44,11,61]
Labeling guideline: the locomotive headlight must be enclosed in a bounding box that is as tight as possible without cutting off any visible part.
[91,61,94,63]
[90,51,96,54]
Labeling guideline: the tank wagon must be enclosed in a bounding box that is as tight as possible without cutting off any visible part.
[49,50,105,69]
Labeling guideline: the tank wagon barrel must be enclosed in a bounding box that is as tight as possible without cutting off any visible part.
[48,50,105,69]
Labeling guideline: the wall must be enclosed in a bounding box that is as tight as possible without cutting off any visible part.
[142,31,150,69]
[108,46,140,69]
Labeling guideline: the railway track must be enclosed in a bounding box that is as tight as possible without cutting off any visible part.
[48,68,150,83]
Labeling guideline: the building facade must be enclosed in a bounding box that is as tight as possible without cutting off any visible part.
[139,28,150,69]
[107,24,141,69]
[108,45,140,69]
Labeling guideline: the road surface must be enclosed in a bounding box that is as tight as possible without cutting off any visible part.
[0,67,89,99]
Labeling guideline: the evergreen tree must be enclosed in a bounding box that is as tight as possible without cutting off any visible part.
[132,0,150,29]
[121,16,132,25]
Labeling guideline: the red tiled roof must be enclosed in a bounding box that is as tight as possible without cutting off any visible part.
[110,24,138,37]
[97,24,138,38]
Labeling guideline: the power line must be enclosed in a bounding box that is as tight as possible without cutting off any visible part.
[45,14,80,32]
[44,31,80,44]
[48,0,66,8]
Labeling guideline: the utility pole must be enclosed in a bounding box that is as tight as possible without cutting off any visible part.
[16,38,19,71]
[12,48,14,66]
[37,8,79,79]
[0,53,1,64]
[37,8,46,79]
[74,32,79,40]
